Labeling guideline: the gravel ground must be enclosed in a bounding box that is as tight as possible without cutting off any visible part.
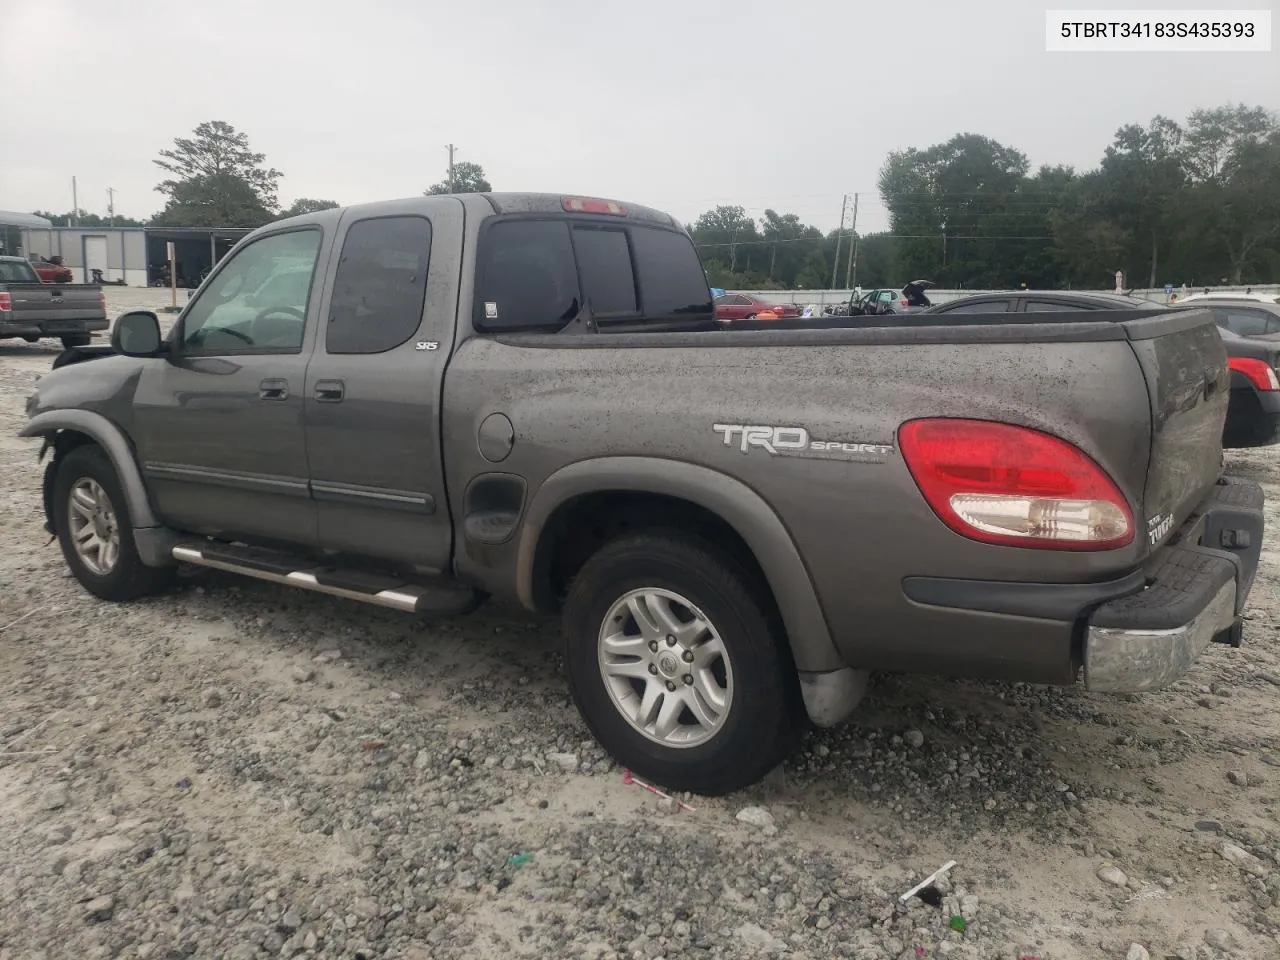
[2,293,1280,959]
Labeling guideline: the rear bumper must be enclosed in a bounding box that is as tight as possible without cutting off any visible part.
[0,317,108,337]
[902,476,1264,694]
[1083,475,1263,692]
[1225,388,1280,448]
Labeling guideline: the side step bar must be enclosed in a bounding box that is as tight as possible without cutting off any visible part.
[172,542,484,615]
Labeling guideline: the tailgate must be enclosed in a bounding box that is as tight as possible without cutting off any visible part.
[1121,308,1228,550]
[3,283,105,323]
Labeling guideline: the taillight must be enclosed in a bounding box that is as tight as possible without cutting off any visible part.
[562,197,626,216]
[1229,357,1280,392]
[899,418,1133,551]
[0,292,10,312]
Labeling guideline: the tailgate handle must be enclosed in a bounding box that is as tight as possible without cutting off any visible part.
[1204,368,1220,398]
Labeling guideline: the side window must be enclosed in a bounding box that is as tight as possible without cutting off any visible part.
[327,216,432,354]
[475,220,580,331]
[729,294,751,306]
[1024,300,1078,312]
[877,291,895,303]
[571,225,638,317]
[1266,317,1280,334]
[713,295,729,306]
[940,300,1011,314]
[1215,308,1268,337]
[179,230,321,353]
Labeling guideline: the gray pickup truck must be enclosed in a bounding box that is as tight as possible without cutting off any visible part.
[19,194,1264,795]
[0,256,107,349]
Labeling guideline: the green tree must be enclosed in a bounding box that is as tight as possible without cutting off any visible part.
[1095,116,1186,287]
[279,198,340,219]
[690,206,760,275]
[426,161,492,195]
[152,121,281,227]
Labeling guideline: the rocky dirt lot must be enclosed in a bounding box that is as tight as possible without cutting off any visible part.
[2,298,1280,960]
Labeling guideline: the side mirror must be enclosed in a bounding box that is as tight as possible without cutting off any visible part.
[111,311,163,357]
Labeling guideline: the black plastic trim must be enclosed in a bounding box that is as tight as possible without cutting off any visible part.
[902,569,1147,621]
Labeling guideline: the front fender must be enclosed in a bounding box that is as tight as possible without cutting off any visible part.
[516,456,844,673]
[21,409,159,530]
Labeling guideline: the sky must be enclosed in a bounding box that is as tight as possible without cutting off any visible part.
[1,0,1275,234]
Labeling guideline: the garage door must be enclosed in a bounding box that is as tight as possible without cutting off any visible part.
[83,235,108,283]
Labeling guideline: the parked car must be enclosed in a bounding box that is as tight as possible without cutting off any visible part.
[29,255,74,284]
[925,291,1280,450]
[22,194,1261,795]
[0,256,107,349]
[713,292,800,322]
[1177,291,1280,306]
[1171,300,1280,447]
[847,287,928,317]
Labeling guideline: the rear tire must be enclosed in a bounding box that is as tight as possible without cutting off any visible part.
[60,334,91,349]
[562,531,802,796]
[52,445,174,602]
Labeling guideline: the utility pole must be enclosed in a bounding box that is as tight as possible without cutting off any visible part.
[107,187,115,227]
[830,194,847,290]
[446,144,456,192]
[71,176,79,226]
[844,192,859,288]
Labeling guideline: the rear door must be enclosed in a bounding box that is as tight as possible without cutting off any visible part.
[303,200,463,572]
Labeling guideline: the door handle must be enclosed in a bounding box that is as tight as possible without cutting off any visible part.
[314,379,345,403]
[259,378,289,401]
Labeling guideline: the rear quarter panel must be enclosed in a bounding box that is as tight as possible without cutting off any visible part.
[442,329,1159,679]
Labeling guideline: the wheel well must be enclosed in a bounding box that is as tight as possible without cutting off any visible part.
[531,491,777,617]
[39,430,97,529]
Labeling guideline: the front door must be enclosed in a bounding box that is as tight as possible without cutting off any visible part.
[303,201,462,573]
[131,226,329,547]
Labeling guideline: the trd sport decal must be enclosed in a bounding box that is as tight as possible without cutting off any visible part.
[712,424,893,462]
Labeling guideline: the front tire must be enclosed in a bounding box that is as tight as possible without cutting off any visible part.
[52,445,173,601]
[562,532,802,796]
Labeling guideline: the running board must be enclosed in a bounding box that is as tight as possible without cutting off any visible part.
[171,542,484,615]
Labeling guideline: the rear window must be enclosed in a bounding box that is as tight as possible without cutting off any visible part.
[474,218,712,332]
[0,261,37,283]
[572,225,637,316]
[474,220,580,331]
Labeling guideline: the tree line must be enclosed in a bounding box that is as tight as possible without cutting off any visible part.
[693,103,1279,290]
[31,107,1279,291]
[33,121,493,231]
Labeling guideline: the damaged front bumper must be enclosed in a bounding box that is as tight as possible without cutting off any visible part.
[1083,476,1264,694]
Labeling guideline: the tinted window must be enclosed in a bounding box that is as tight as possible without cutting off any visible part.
[630,226,713,322]
[1024,300,1080,312]
[475,220,579,331]
[0,260,37,282]
[1213,308,1270,337]
[729,294,751,306]
[939,299,1012,314]
[180,229,320,353]
[572,226,637,316]
[327,216,431,354]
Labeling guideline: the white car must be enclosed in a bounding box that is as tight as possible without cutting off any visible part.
[1177,291,1280,306]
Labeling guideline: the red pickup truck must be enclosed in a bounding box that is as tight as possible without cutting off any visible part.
[30,256,74,284]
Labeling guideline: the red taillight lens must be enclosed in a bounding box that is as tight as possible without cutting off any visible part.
[1229,357,1280,391]
[899,418,1133,550]
[562,196,626,216]
[0,292,11,312]
[900,299,909,307]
